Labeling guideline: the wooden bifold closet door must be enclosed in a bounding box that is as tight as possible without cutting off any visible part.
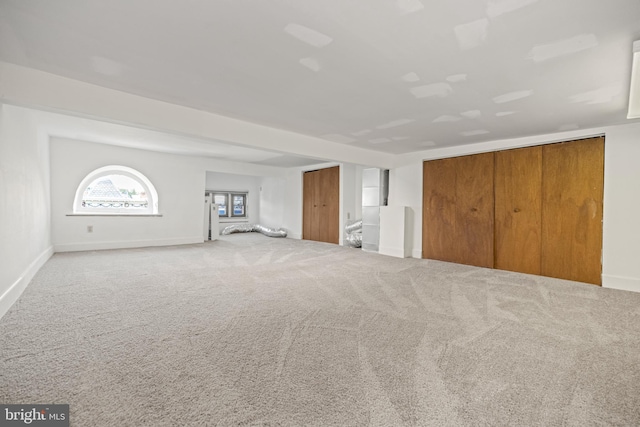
[423,137,604,285]
[494,146,543,275]
[303,166,339,244]
[422,152,494,268]
[541,138,604,285]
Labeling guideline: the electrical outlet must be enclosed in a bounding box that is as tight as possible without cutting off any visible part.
[87,225,93,233]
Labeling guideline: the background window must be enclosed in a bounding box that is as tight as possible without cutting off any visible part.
[74,165,158,214]
[213,193,228,216]
[82,174,148,210]
[208,191,247,218]
[231,194,246,217]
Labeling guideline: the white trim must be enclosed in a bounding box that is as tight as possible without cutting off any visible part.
[379,246,410,258]
[66,213,163,217]
[602,274,640,293]
[0,246,54,320]
[412,249,423,259]
[54,236,203,252]
[287,232,302,240]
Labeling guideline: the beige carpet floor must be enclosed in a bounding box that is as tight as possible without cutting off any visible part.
[1,234,640,426]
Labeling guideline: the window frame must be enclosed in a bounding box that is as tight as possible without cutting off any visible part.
[208,191,248,220]
[212,193,229,217]
[73,165,159,215]
[230,193,247,218]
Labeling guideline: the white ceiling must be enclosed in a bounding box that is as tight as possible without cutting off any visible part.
[35,108,326,168]
[1,0,639,163]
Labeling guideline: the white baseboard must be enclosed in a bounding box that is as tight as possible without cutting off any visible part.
[412,249,423,259]
[379,245,410,258]
[602,274,640,293]
[287,232,302,240]
[0,246,53,320]
[54,236,204,252]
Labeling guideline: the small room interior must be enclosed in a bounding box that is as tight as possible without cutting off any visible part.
[2,0,640,425]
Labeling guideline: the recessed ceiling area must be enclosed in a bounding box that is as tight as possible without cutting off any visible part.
[1,0,639,157]
[23,108,325,168]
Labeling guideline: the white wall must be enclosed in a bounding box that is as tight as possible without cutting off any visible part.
[602,123,640,292]
[387,122,640,292]
[354,165,363,221]
[51,137,205,251]
[206,172,260,230]
[282,168,304,239]
[0,105,53,318]
[259,177,286,229]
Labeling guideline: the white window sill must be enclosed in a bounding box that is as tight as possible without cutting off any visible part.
[66,213,163,217]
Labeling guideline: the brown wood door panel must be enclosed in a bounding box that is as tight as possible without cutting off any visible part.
[303,167,339,244]
[423,153,494,268]
[454,153,494,268]
[423,157,458,263]
[422,138,603,284]
[319,166,340,244]
[303,170,318,241]
[319,167,330,243]
[494,146,543,275]
[541,137,604,285]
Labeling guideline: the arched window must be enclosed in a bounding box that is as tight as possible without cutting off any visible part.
[73,165,159,214]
